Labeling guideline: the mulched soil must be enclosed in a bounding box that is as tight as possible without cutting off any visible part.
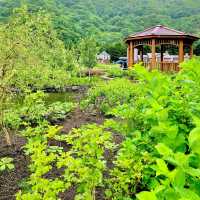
[61,107,105,133]
[0,134,28,200]
[59,108,124,200]
[0,107,106,200]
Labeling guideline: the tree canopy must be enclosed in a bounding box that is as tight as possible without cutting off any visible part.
[0,0,200,56]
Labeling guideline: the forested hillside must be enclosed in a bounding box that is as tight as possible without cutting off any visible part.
[1,0,200,52]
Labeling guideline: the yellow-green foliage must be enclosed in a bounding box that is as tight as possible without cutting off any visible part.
[81,78,137,113]
[105,61,200,199]
[14,60,200,200]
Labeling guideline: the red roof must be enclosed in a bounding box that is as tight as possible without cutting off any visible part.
[126,25,199,41]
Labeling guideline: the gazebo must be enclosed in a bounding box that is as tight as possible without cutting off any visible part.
[125,25,199,71]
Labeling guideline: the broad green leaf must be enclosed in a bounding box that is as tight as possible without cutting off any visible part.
[173,168,185,189]
[162,187,180,200]
[136,191,157,200]
[7,164,14,170]
[188,128,200,154]
[156,159,169,176]
[186,167,200,177]
[156,109,168,122]
[174,152,188,168]
[192,116,200,127]
[156,143,173,157]
[178,188,200,200]
[151,123,178,140]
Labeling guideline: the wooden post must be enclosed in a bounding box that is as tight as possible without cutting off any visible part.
[190,44,193,59]
[127,46,130,66]
[151,39,156,70]
[161,45,164,71]
[132,45,135,66]
[179,39,184,63]
[128,41,133,68]
[140,46,144,62]
[161,45,164,62]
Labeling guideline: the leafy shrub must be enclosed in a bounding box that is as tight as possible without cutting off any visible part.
[46,102,75,122]
[105,66,136,80]
[126,68,137,80]
[107,68,125,78]
[104,62,200,199]
[17,124,65,200]
[81,78,137,114]
[20,91,47,123]
[17,123,114,199]
[106,138,150,199]
[3,110,22,130]
[4,91,75,128]
[66,76,102,86]
[56,124,114,199]
[0,157,14,172]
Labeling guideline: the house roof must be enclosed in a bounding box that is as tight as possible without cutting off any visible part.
[97,51,111,60]
[98,51,110,56]
[125,25,199,42]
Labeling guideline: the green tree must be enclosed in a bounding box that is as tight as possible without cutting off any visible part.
[0,0,200,54]
[0,5,68,145]
[79,37,98,77]
[104,42,127,61]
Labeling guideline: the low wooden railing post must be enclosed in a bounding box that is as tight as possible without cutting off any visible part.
[151,39,156,70]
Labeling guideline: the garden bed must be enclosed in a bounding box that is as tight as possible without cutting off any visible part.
[0,89,106,200]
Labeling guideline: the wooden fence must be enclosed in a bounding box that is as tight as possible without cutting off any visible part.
[143,61,180,72]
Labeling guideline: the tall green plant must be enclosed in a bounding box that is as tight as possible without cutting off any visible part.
[79,37,98,77]
[102,61,200,199]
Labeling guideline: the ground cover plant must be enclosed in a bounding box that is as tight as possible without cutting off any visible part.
[16,121,114,200]
[0,157,14,172]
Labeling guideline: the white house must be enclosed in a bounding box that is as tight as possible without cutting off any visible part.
[97,51,111,64]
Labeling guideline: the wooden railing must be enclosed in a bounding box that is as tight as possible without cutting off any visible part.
[143,61,180,72]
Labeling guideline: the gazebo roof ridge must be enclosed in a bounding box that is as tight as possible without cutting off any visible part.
[125,25,199,41]
[153,25,186,35]
[130,25,186,37]
[130,25,184,37]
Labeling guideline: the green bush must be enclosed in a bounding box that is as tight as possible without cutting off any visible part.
[4,91,76,128]
[107,68,125,78]
[46,102,75,122]
[104,61,200,199]
[81,78,137,114]
[66,76,102,86]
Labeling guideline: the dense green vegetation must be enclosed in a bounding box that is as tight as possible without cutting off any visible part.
[0,2,200,200]
[5,58,199,200]
[0,0,200,56]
